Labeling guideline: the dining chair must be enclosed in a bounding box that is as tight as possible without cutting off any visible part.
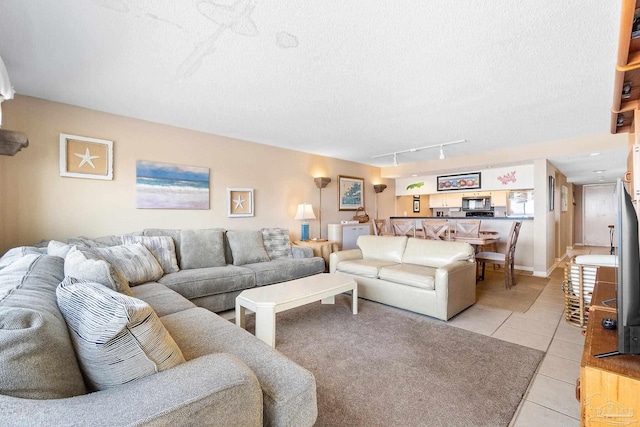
[373,219,393,236]
[475,221,522,289]
[392,220,416,237]
[421,219,451,240]
[455,219,481,238]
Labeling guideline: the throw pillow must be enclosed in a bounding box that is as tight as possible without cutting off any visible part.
[261,228,293,260]
[179,229,226,269]
[92,243,164,285]
[121,235,179,274]
[64,246,132,295]
[47,240,73,258]
[56,277,185,391]
[226,230,270,266]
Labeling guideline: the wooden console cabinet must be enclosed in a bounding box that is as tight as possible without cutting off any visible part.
[579,268,640,426]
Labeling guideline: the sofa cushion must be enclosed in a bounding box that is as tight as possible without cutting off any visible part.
[0,246,46,269]
[47,240,73,258]
[121,235,180,274]
[158,265,256,300]
[179,229,226,269]
[129,282,197,317]
[64,246,132,295]
[0,254,87,399]
[357,235,408,263]
[335,259,399,278]
[401,238,475,267]
[379,264,437,290]
[226,230,270,266]
[261,228,293,260]
[244,258,325,286]
[161,307,318,427]
[57,278,186,391]
[93,243,164,285]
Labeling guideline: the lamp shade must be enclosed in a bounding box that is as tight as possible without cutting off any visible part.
[295,203,316,220]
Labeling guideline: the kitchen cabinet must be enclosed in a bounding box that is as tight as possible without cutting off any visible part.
[327,223,371,250]
[428,193,462,208]
[490,191,508,207]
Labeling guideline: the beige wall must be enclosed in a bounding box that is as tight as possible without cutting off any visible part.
[0,96,395,254]
[396,195,428,217]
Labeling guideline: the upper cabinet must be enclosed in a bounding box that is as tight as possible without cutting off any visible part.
[611,0,640,133]
[428,193,463,208]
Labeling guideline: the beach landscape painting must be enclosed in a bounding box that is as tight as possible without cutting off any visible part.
[136,160,209,209]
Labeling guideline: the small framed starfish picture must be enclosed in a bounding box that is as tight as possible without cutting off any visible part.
[227,188,254,217]
[59,133,113,180]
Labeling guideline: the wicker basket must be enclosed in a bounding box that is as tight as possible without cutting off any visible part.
[353,207,370,223]
[562,260,599,328]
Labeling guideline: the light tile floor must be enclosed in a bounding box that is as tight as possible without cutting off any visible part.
[448,246,610,426]
[223,246,608,426]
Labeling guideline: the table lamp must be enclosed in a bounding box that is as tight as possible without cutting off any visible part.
[295,203,316,241]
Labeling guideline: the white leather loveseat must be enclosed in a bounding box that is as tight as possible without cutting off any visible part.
[329,235,476,320]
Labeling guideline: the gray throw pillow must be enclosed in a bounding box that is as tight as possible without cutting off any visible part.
[93,243,164,285]
[179,229,226,269]
[56,277,185,391]
[47,240,73,258]
[0,246,46,269]
[226,230,270,266]
[261,228,293,260]
[64,246,132,295]
[121,235,179,274]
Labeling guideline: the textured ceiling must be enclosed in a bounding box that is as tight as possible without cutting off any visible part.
[0,0,626,184]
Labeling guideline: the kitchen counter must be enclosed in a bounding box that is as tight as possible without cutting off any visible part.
[390,216,534,220]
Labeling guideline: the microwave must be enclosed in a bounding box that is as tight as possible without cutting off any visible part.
[461,196,491,211]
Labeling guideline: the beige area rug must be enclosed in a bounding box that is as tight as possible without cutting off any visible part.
[475,269,550,313]
[239,295,544,427]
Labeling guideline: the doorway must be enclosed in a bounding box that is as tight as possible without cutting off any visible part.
[582,184,616,247]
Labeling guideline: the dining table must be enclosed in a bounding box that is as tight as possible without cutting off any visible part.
[453,233,500,249]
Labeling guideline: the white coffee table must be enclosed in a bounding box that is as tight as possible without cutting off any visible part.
[235,272,358,347]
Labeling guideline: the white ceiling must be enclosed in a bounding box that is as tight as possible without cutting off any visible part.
[0,0,627,185]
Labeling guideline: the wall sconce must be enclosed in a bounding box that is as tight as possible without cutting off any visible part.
[295,203,316,241]
[373,184,387,219]
[314,177,331,239]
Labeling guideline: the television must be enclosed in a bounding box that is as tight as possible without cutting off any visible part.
[597,179,640,358]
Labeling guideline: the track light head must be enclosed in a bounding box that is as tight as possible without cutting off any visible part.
[439,146,445,160]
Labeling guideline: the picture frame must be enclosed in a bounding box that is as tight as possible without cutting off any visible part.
[59,133,113,180]
[227,188,254,217]
[338,175,364,210]
[136,160,209,210]
[413,199,420,213]
[436,172,480,191]
[549,176,555,211]
[561,185,568,212]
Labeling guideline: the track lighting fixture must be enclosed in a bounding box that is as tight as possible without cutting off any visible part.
[372,139,465,166]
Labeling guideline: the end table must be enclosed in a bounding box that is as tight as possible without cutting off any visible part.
[293,239,339,272]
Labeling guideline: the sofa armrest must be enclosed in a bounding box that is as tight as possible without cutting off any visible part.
[0,353,263,427]
[434,260,477,319]
[329,249,363,273]
[292,246,314,258]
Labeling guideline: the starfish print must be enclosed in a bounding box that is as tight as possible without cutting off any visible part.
[74,148,100,168]
[233,195,245,209]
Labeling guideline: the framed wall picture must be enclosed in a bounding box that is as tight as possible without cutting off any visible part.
[59,133,113,180]
[338,175,364,210]
[549,176,555,211]
[136,160,209,209]
[413,199,420,213]
[227,188,254,217]
[436,172,480,191]
[561,185,568,212]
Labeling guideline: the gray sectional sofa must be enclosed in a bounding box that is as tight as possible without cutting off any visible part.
[0,228,323,426]
[330,235,477,320]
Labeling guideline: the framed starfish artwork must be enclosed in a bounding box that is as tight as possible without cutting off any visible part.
[59,133,113,180]
[227,188,254,217]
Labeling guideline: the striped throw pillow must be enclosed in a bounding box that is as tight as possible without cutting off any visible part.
[56,277,185,391]
[261,228,293,260]
[121,235,179,274]
[93,243,163,285]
